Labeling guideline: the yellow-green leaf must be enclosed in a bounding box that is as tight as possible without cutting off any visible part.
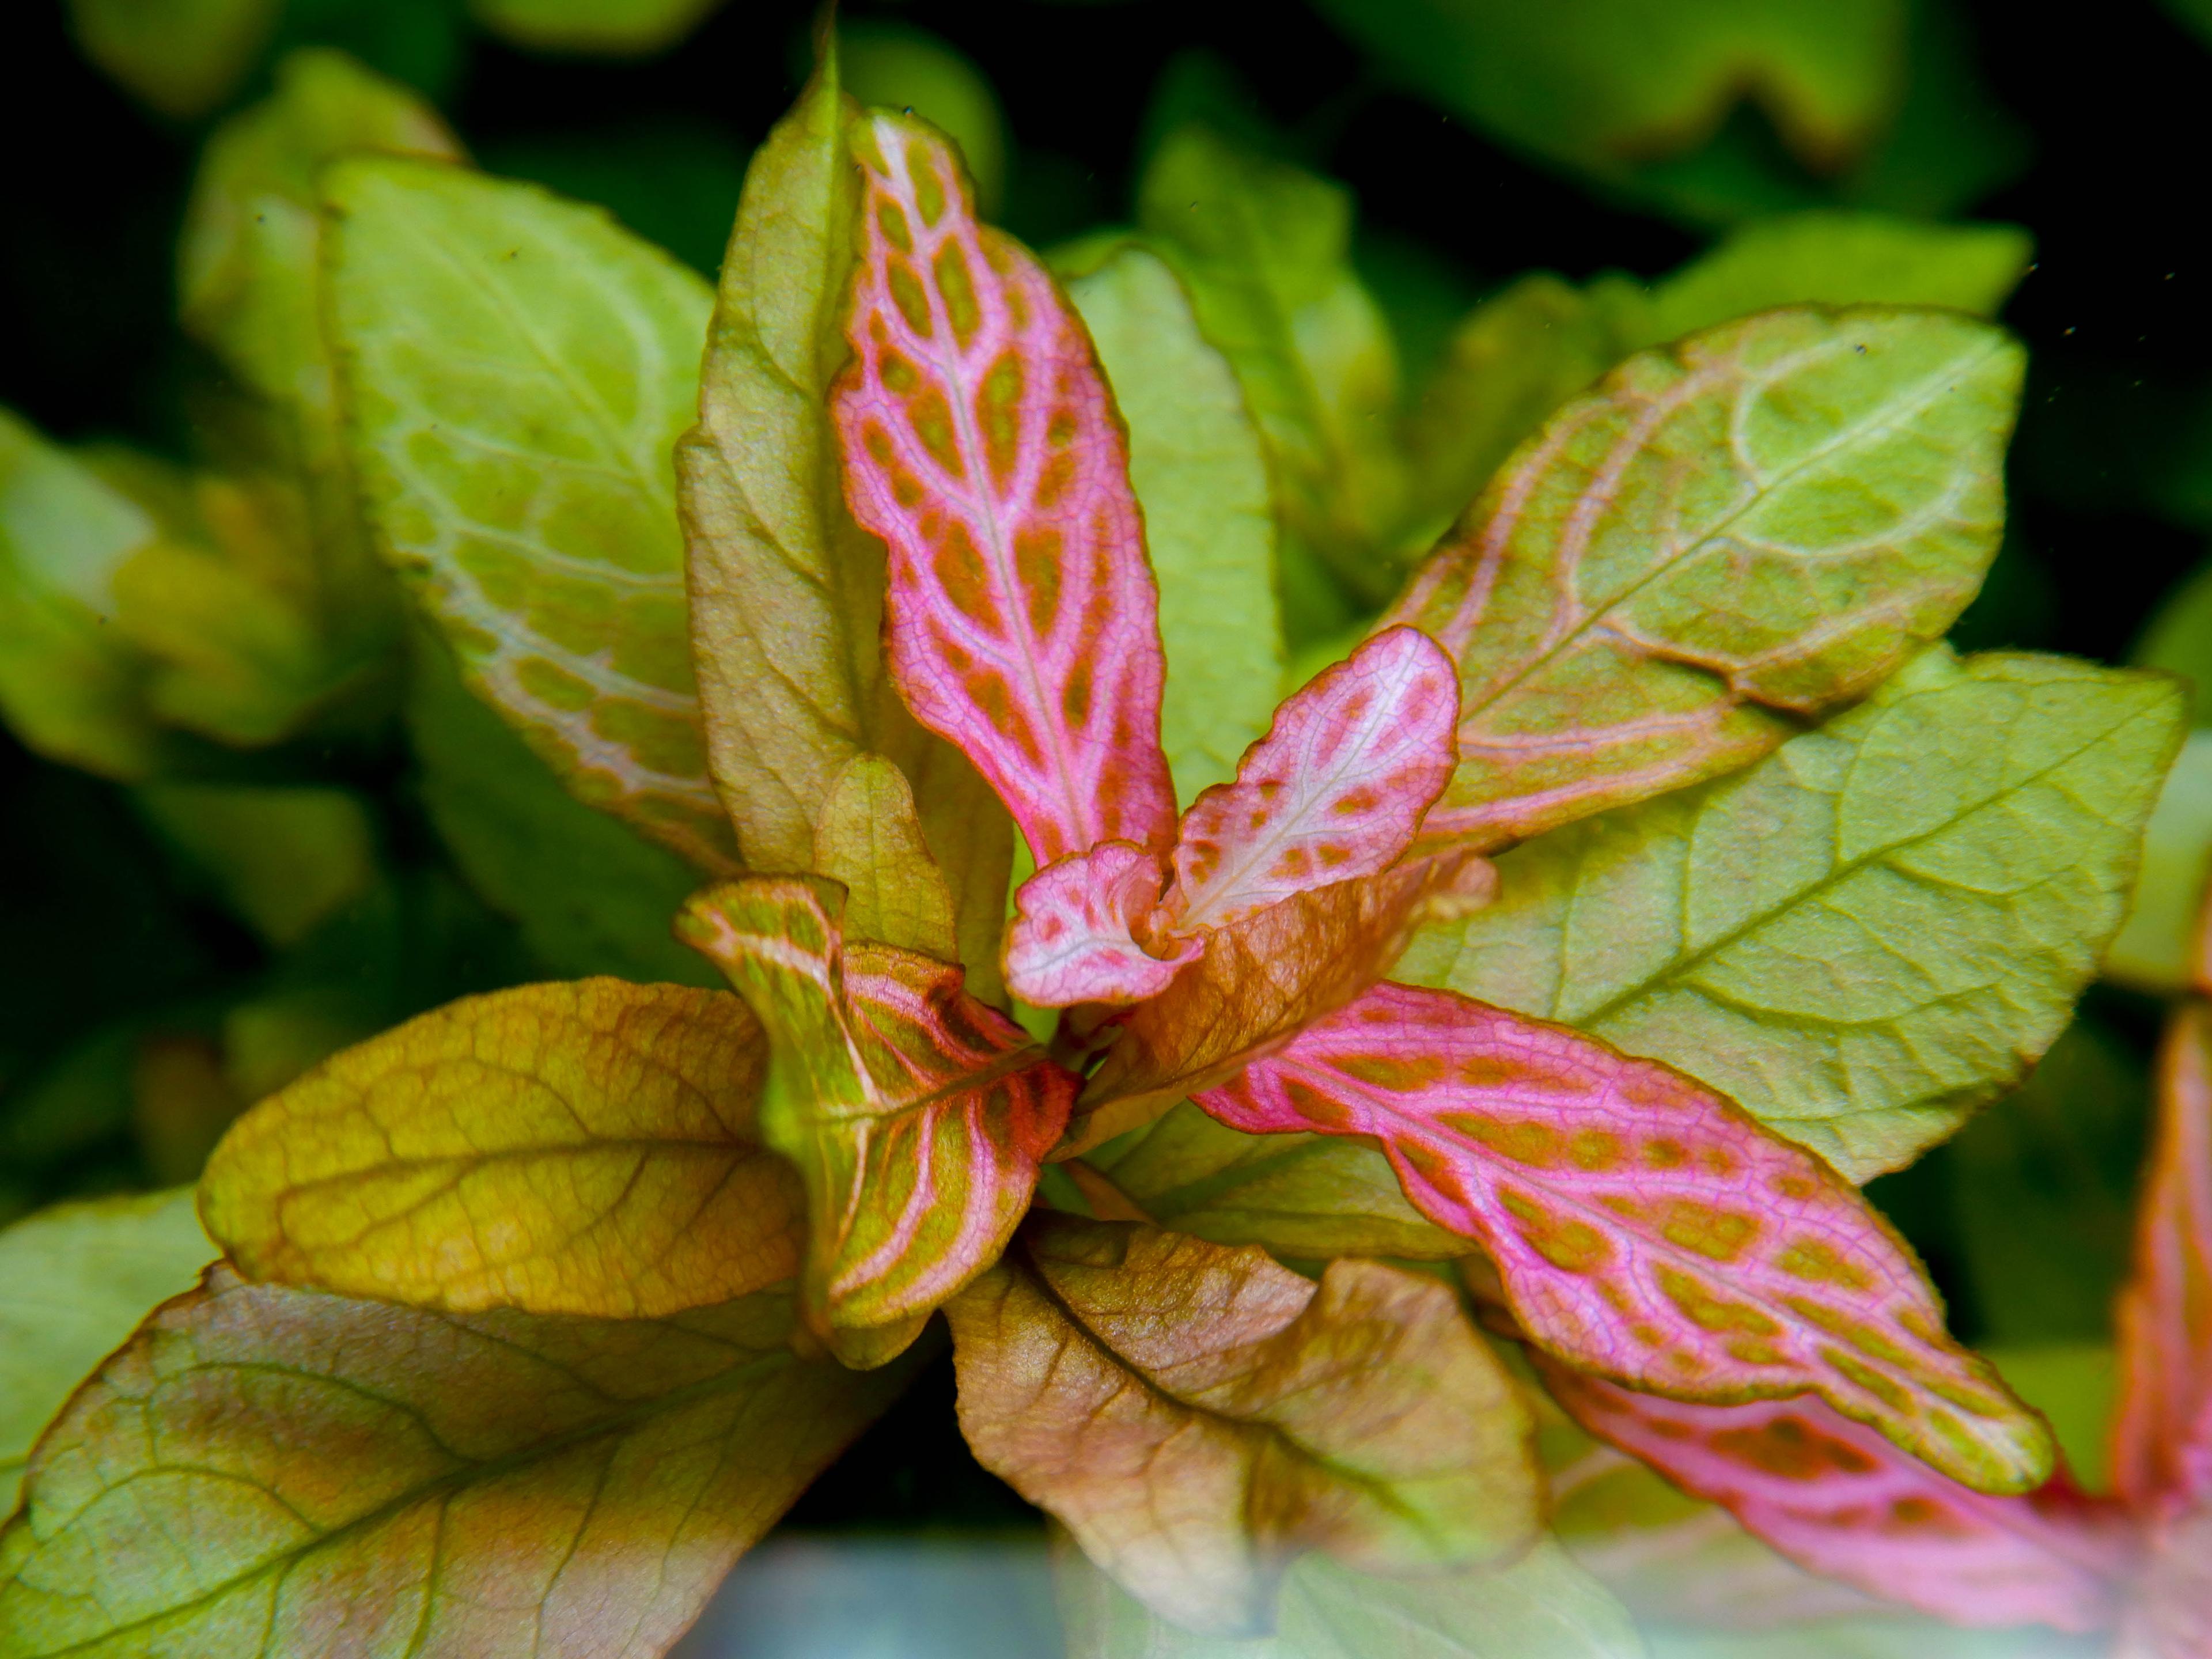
[132,783,378,948]
[200,979,801,1318]
[1404,647,2185,1180]
[325,155,739,874]
[0,1190,213,1517]
[811,753,959,959]
[0,1272,906,1657]
[469,0,729,55]
[66,0,281,119]
[2104,729,2212,991]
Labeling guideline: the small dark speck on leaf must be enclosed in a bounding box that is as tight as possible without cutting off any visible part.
[1854,343,1867,354]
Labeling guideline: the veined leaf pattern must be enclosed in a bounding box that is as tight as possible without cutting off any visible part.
[680,876,1076,1364]
[1005,842,1198,1008]
[1199,981,2052,1493]
[835,113,1177,866]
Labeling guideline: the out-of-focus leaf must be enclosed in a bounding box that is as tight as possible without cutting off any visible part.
[1310,0,1906,180]
[1950,1018,2150,1345]
[2104,731,2212,990]
[1056,1532,1642,1659]
[0,1190,213,1517]
[406,628,718,986]
[131,1033,245,1184]
[812,754,959,959]
[2114,1001,2212,1516]
[1064,244,1281,803]
[467,0,729,55]
[1387,308,2023,853]
[1083,1101,1461,1260]
[132,783,377,947]
[1406,648,2184,1181]
[325,155,740,874]
[200,980,803,1319]
[949,1215,1538,1633]
[1642,1616,2101,1658]
[1544,1369,2126,1633]
[842,22,1009,215]
[837,112,1177,868]
[2124,1503,2212,1659]
[66,0,282,118]
[479,117,748,279]
[1985,1344,2121,1498]
[1137,126,1409,604]
[2137,555,2212,721]
[1204,982,2050,1493]
[676,56,1011,988]
[0,1270,906,1657]
[679,876,1076,1366]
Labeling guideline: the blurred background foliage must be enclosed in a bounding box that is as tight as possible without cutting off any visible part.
[7,0,2212,1619]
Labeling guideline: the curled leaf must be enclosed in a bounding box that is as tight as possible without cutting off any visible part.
[200,979,802,1319]
[1542,1369,2125,1634]
[946,1215,1538,1634]
[1006,842,1198,1008]
[835,112,1177,866]
[1388,308,2024,852]
[680,876,1075,1363]
[1199,982,2050,1494]
[0,1271,906,1658]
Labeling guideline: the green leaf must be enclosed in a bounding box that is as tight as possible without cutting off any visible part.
[325,154,740,874]
[467,0,729,54]
[674,52,1012,990]
[1388,307,2026,853]
[2135,556,2212,721]
[1065,244,1284,802]
[65,0,282,118]
[1084,1100,1464,1262]
[0,1271,907,1657]
[1136,126,1410,604]
[841,22,1010,215]
[1984,1343,2120,1497]
[0,1190,213,1517]
[810,755,959,959]
[1403,647,2185,1181]
[1950,1016,2152,1346]
[1057,1533,1644,1659]
[200,979,804,1319]
[406,628,718,987]
[132,784,378,948]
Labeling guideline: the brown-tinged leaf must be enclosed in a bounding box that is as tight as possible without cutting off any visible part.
[946,1215,1539,1635]
[812,752,959,959]
[0,1271,908,1658]
[200,979,802,1319]
[680,876,1076,1365]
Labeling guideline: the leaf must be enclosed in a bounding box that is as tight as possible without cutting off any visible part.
[1385,308,2025,853]
[199,979,802,1319]
[132,784,378,948]
[1006,843,1200,1008]
[812,753,959,959]
[2123,1504,2212,1659]
[679,876,1077,1364]
[65,0,281,118]
[1169,627,1460,932]
[2105,730,2212,991]
[0,1270,906,1658]
[467,0,728,54]
[842,21,1010,217]
[406,626,719,986]
[1063,244,1282,802]
[1056,1535,1643,1659]
[676,55,1010,989]
[947,1215,1538,1634]
[1541,1369,2126,1634]
[835,112,1177,869]
[1070,847,1495,1153]
[1135,126,1409,601]
[324,155,740,874]
[1200,981,2050,1493]
[1084,1100,1465,1262]
[2114,1001,2212,1517]
[0,1190,213,1517]
[1404,647,2186,1181]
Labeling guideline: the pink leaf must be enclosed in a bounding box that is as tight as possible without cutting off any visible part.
[2123,1504,2212,1659]
[834,113,1177,866]
[1168,626,1460,933]
[1196,982,2052,1494]
[1542,1369,2127,1634]
[2116,1001,2212,1520]
[1005,842,1201,1008]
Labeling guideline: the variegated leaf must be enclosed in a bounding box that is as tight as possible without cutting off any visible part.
[1066,849,1495,1154]
[1543,1368,2126,1634]
[2123,1504,2212,1659]
[834,112,1177,866]
[946,1214,1538,1635]
[1197,982,2052,1494]
[1005,842,1198,1007]
[2115,1001,2212,1518]
[1167,625,1459,933]
[679,876,1077,1365]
